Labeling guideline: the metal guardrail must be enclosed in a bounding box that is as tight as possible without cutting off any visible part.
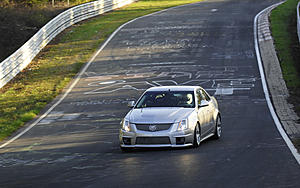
[0,0,135,88]
[297,1,300,43]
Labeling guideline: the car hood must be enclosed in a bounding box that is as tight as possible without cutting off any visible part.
[128,107,195,124]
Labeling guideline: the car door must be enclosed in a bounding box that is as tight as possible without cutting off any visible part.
[196,89,210,136]
[200,89,214,133]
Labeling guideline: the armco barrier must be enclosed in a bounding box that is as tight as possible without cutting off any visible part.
[297,1,300,43]
[0,0,136,88]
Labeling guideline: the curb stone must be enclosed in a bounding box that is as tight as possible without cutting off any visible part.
[257,3,300,147]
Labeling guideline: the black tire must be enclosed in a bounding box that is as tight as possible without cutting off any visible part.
[193,124,201,148]
[212,115,221,139]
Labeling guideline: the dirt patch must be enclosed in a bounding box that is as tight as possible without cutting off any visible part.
[292,137,300,152]
[288,88,300,121]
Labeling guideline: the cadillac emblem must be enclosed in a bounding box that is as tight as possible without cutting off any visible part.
[149,125,157,132]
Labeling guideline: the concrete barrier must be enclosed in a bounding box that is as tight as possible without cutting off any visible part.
[0,0,135,88]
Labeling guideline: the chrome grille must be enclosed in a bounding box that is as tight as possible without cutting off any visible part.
[135,137,171,145]
[135,123,172,131]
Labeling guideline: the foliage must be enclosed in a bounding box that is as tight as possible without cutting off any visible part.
[0,0,94,7]
[270,0,300,116]
[270,0,300,87]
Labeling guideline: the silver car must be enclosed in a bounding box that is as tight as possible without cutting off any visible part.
[119,86,221,150]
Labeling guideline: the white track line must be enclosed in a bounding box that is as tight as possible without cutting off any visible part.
[254,2,300,164]
[0,2,201,149]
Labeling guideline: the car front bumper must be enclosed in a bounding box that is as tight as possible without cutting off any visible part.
[119,129,194,148]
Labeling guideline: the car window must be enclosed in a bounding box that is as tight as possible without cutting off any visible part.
[196,90,202,105]
[201,89,210,101]
[135,91,195,108]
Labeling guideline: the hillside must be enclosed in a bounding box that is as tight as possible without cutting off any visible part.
[0,0,93,62]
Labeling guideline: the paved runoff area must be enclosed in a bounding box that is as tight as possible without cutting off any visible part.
[0,0,299,187]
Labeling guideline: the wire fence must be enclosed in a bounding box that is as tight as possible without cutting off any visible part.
[0,0,135,88]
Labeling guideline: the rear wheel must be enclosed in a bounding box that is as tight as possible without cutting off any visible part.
[193,124,201,147]
[213,115,221,139]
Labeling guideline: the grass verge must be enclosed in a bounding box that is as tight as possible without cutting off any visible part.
[0,0,202,141]
[270,0,300,117]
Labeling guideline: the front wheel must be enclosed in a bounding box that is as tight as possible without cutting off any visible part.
[212,115,221,139]
[193,124,201,147]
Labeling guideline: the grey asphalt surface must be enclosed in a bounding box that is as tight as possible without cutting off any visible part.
[1,0,300,187]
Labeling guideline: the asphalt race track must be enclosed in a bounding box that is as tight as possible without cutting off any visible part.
[0,0,300,187]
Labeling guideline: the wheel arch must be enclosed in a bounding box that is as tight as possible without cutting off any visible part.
[213,109,221,122]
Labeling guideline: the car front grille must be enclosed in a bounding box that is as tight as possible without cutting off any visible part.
[135,137,171,145]
[135,123,172,132]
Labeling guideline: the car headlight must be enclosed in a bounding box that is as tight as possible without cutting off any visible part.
[177,119,188,131]
[121,119,131,132]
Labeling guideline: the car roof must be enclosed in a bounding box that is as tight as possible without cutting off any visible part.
[146,86,200,92]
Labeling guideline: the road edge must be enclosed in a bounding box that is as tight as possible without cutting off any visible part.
[254,2,300,164]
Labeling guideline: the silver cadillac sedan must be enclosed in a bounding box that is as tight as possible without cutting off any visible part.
[119,86,221,150]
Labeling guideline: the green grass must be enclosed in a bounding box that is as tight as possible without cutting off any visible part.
[270,0,300,115]
[0,0,202,140]
[270,0,300,88]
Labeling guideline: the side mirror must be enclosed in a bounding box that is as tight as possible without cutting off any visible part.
[198,100,209,108]
[128,101,135,108]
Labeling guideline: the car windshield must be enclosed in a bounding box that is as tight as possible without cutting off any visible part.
[135,91,195,108]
